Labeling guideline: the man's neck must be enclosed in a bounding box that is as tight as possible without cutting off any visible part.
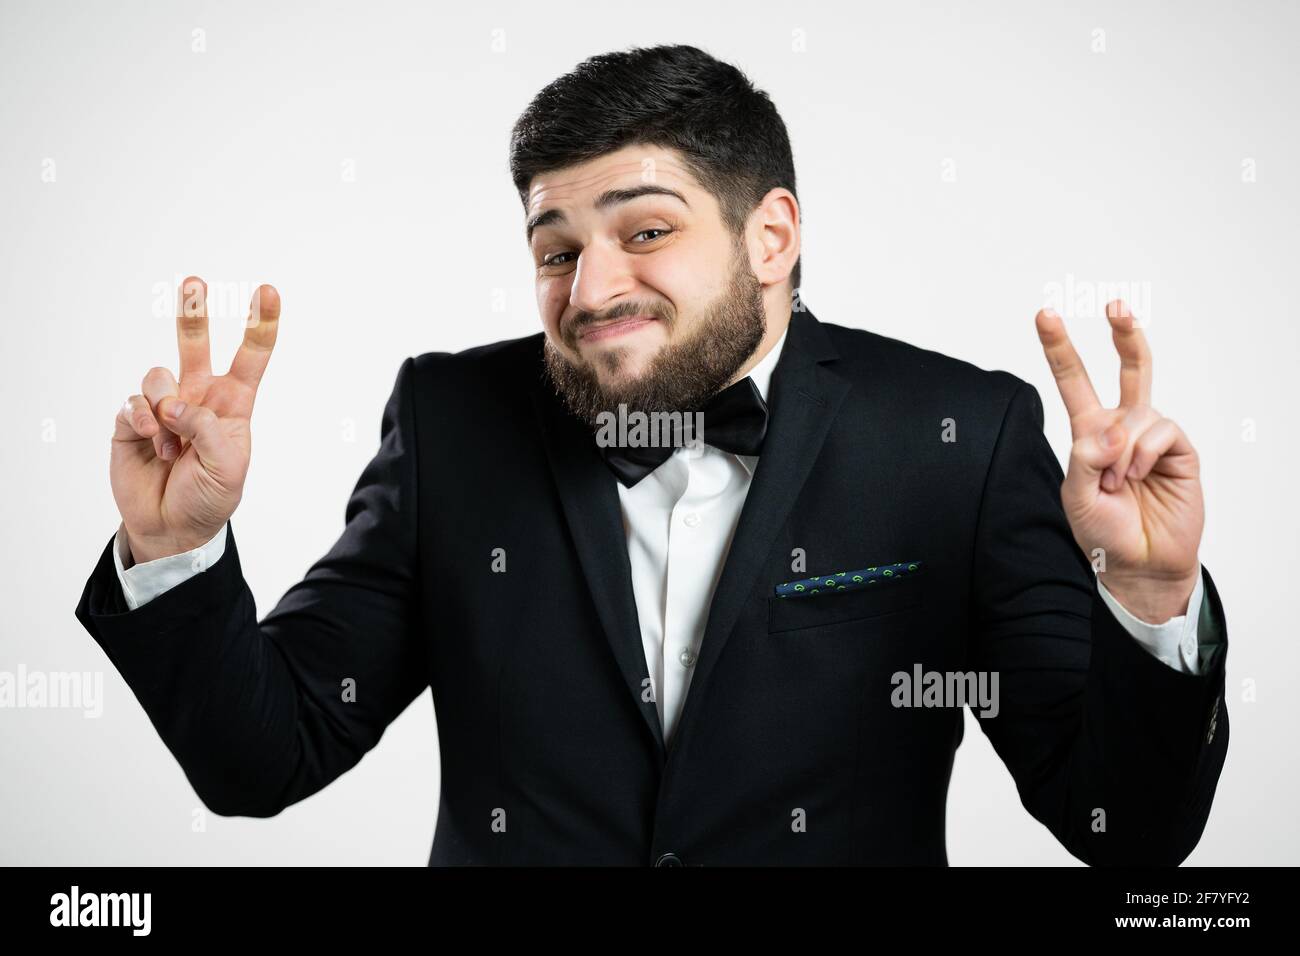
[726,290,793,388]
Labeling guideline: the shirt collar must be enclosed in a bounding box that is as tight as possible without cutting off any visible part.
[732,322,788,475]
[746,322,788,406]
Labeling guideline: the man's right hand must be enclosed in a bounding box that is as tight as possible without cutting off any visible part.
[111,276,280,566]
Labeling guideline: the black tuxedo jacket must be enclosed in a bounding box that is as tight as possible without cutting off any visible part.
[75,306,1229,865]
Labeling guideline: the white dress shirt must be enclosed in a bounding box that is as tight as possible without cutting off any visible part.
[112,327,1210,748]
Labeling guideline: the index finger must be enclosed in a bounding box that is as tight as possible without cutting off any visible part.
[1035,308,1102,421]
[176,275,211,379]
[227,284,281,392]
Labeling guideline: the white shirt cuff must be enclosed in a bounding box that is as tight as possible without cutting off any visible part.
[1097,566,1206,675]
[112,522,229,611]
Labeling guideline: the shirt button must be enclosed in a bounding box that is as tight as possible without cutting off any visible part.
[679,648,696,668]
[655,852,683,867]
[683,512,701,528]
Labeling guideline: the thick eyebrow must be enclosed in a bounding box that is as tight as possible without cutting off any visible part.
[525,185,690,243]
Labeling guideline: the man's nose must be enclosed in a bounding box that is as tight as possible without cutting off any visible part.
[568,243,636,316]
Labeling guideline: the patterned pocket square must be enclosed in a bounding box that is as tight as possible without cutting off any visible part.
[775,560,924,598]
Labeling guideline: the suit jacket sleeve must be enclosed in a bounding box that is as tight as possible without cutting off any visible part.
[74,356,428,817]
[968,378,1229,865]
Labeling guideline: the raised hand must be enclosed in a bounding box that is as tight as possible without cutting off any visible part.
[111,277,280,565]
[1035,300,1203,622]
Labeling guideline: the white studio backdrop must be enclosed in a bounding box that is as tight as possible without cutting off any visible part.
[1,0,1295,865]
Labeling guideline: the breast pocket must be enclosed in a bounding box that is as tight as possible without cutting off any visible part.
[767,569,927,633]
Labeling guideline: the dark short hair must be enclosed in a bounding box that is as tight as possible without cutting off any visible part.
[509,44,801,292]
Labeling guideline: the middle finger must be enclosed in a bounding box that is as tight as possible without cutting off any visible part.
[1105,299,1152,408]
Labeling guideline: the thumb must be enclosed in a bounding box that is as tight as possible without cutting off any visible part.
[1065,423,1126,500]
[158,398,238,478]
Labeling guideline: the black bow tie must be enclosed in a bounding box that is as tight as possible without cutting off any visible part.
[598,376,769,488]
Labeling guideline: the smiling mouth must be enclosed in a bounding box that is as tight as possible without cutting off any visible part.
[578,314,658,343]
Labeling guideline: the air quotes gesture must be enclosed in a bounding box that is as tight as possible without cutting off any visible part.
[110,277,280,567]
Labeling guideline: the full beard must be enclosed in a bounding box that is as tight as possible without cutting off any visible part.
[541,245,768,429]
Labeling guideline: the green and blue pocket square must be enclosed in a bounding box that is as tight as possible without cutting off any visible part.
[775,560,924,598]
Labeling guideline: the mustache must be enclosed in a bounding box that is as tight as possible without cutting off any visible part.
[566,302,672,343]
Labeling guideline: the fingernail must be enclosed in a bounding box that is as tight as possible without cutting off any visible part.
[1126,463,1138,479]
[166,401,186,418]
[162,440,178,457]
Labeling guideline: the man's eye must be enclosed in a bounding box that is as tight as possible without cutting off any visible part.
[631,228,672,243]
[542,252,576,267]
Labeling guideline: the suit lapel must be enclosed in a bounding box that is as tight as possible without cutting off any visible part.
[666,307,850,760]
[530,364,668,760]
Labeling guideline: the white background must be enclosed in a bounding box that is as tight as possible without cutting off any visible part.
[1,0,1295,864]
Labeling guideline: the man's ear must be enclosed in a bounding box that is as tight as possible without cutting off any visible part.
[748,188,800,287]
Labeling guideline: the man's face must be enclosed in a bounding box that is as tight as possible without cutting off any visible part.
[527,144,768,425]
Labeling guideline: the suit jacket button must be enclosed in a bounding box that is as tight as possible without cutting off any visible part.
[655,852,683,867]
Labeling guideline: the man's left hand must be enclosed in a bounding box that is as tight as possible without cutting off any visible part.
[1035,299,1204,622]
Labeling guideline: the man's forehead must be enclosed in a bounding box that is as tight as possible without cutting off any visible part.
[526,151,699,215]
